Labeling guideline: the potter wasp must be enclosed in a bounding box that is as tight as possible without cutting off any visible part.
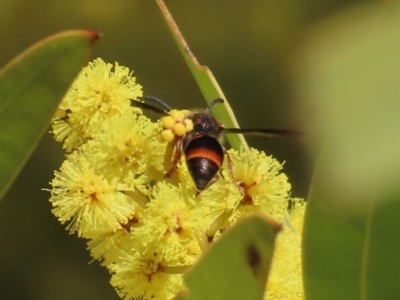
[134,96,301,194]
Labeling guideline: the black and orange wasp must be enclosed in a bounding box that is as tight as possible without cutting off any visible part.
[133,95,302,194]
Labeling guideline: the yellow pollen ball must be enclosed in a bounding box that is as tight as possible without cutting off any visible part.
[160,116,175,129]
[173,123,187,136]
[185,119,194,132]
[181,109,191,116]
[170,110,185,121]
[161,129,175,142]
[54,108,68,119]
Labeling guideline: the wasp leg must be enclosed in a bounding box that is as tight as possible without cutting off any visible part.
[205,210,232,243]
[224,150,243,195]
[165,138,183,178]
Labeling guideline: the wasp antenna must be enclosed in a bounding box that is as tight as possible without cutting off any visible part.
[223,128,304,139]
[130,99,168,115]
[143,95,173,111]
[205,98,224,112]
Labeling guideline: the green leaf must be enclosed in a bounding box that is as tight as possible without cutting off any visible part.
[154,0,248,151]
[174,214,281,300]
[295,2,400,299]
[0,30,99,200]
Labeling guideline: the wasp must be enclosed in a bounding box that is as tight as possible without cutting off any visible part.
[134,96,301,194]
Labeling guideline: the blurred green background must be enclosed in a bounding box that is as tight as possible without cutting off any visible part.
[0,0,368,299]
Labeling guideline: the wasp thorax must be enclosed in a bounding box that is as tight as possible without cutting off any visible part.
[160,109,194,142]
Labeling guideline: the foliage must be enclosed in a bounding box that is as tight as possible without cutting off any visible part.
[1,0,400,299]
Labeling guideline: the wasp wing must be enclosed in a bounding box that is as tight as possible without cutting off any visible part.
[223,128,303,139]
[130,99,169,115]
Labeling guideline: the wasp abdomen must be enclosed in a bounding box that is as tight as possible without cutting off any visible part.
[184,135,224,191]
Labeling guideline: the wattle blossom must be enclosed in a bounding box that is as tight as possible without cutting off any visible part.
[47,58,305,299]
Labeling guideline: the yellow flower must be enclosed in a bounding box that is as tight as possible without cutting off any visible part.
[82,113,166,186]
[133,182,209,265]
[88,214,140,267]
[47,58,305,300]
[193,166,242,224]
[226,148,291,222]
[51,110,86,151]
[49,152,138,239]
[51,57,143,151]
[264,199,306,300]
[109,245,184,300]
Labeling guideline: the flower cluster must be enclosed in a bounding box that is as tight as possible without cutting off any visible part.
[159,109,193,142]
[47,58,305,300]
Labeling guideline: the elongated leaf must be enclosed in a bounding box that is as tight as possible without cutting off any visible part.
[0,30,99,199]
[154,0,248,151]
[174,214,281,300]
[295,2,400,299]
